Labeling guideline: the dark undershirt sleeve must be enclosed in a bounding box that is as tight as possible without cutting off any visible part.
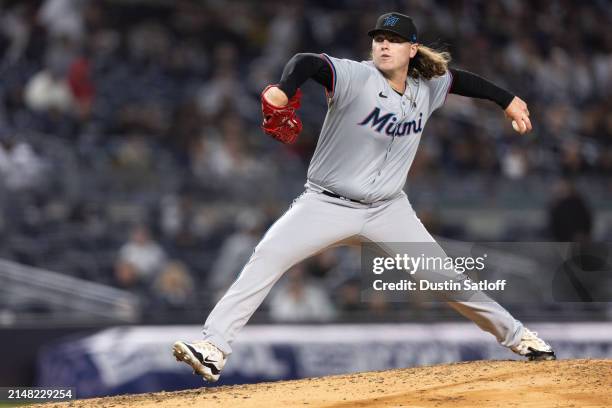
[449,68,515,109]
[277,53,333,98]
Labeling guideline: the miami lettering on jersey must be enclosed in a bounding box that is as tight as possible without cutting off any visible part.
[358,107,423,137]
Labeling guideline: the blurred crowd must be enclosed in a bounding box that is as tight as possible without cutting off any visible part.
[0,0,610,319]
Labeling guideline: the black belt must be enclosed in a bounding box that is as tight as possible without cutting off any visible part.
[322,190,367,204]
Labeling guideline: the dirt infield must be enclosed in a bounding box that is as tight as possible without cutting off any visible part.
[34,359,610,408]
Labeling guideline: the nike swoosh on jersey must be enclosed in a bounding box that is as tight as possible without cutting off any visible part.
[378,91,387,98]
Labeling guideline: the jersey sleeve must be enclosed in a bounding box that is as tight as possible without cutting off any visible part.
[426,70,454,112]
[320,54,372,109]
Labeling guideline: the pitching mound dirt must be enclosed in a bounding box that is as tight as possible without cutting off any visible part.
[36,359,610,408]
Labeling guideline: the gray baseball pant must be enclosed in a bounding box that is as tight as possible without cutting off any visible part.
[202,190,523,354]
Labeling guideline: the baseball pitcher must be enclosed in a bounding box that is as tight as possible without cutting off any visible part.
[173,12,555,382]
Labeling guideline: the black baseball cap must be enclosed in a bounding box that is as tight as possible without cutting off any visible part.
[367,12,418,43]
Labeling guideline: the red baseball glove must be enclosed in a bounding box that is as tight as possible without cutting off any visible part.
[260,85,303,144]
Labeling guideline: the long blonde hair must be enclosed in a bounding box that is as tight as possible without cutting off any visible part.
[409,44,451,79]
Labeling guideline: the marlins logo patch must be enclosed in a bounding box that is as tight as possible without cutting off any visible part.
[383,15,400,27]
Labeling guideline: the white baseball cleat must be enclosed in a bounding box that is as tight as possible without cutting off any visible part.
[172,340,227,382]
[511,328,556,361]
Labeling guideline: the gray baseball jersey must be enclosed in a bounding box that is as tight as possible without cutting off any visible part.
[307,54,453,203]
